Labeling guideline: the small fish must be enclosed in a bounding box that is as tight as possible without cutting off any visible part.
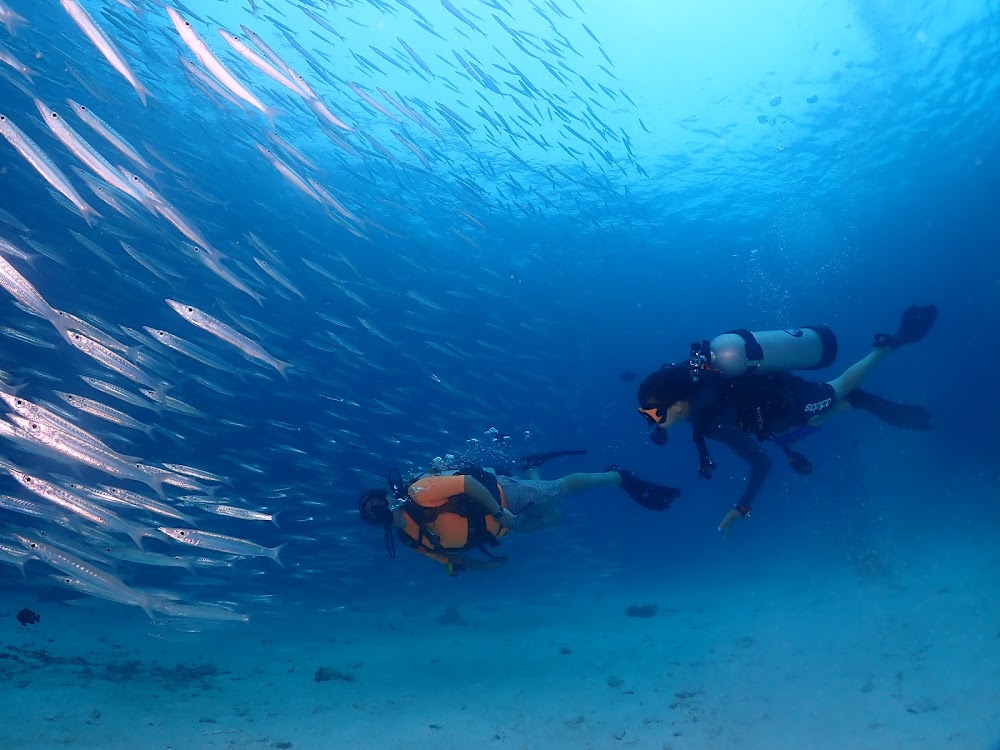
[203,505,280,526]
[166,300,289,379]
[158,527,286,566]
[35,99,147,205]
[60,0,149,104]
[0,2,28,36]
[217,28,309,97]
[0,112,101,225]
[0,248,73,341]
[0,39,32,81]
[16,608,39,627]
[168,8,277,125]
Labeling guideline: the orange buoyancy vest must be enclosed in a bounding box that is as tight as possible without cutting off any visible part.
[396,467,508,562]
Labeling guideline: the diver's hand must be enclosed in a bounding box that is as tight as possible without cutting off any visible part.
[497,507,519,531]
[698,457,716,479]
[717,505,750,533]
[444,559,466,576]
[650,428,667,446]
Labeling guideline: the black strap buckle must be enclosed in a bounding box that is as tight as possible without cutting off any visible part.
[688,340,709,381]
[387,469,407,503]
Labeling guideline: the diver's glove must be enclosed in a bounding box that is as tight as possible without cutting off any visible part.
[650,428,667,446]
[494,507,519,530]
[444,559,466,576]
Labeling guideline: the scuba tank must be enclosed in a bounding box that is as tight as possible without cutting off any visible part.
[689,326,838,379]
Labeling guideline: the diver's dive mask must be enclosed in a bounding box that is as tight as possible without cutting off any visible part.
[638,406,669,445]
[638,405,666,426]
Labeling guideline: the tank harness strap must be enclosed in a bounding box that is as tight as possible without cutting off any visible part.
[396,505,446,556]
[725,329,764,363]
[419,495,501,551]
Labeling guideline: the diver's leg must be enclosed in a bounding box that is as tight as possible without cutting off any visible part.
[557,471,621,495]
[525,467,541,480]
[826,348,891,401]
[807,399,851,426]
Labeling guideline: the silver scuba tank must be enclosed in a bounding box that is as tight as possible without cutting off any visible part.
[701,326,838,378]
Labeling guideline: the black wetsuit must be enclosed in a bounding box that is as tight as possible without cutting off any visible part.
[688,372,835,511]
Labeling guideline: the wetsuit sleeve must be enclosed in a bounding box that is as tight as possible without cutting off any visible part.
[702,422,773,509]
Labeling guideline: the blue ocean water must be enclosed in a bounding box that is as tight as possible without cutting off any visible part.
[1,0,998,747]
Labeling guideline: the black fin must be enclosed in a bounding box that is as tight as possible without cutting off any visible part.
[778,443,813,475]
[846,388,933,430]
[615,469,680,511]
[874,304,937,349]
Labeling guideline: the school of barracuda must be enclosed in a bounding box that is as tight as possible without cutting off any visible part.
[0,0,643,628]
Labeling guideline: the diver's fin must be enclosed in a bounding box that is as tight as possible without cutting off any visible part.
[609,466,680,511]
[777,442,812,475]
[846,388,933,430]
[518,449,587,471]
[873,304,937,350]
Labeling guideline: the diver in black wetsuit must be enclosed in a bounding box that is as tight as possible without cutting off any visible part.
[636,305,937,532]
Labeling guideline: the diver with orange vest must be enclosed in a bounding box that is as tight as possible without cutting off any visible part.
[359,452,679,575]
[636,304,937,532]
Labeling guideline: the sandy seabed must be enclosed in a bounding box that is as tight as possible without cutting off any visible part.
[2,531,998,750]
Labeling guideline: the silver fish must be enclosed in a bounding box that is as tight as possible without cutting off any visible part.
[34,99,147,204]
[158,527,285,566]
[66,99,153,174]
[66,330,170,394]
[87,484,197,525]
[167,8,276,124]
[0,39,32,81]
[80,375,161,414]
[8,471,157,548]
[217,28,309,97]
[253,257,304,299]
[142,326,238,373]
[53,391,157,440]
[0,1,27,36]
[165,300,289,379]
[0,250,72,341]
[60,0,148,105]
[0,112,101,225]
[8,414,169,497]
[16,535,158,618]
[203,504,280,526]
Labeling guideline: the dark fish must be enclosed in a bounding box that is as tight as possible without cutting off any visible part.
[440,0,483,34]
[398,38,433,76]
[17,608,40,626]
[369,45,409,73]
[581,22,600,45]
[391,0,429,24]
[618,371,639,382]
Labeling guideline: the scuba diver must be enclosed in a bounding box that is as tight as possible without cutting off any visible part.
[636,304,937,533]
[358,450,680,576]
